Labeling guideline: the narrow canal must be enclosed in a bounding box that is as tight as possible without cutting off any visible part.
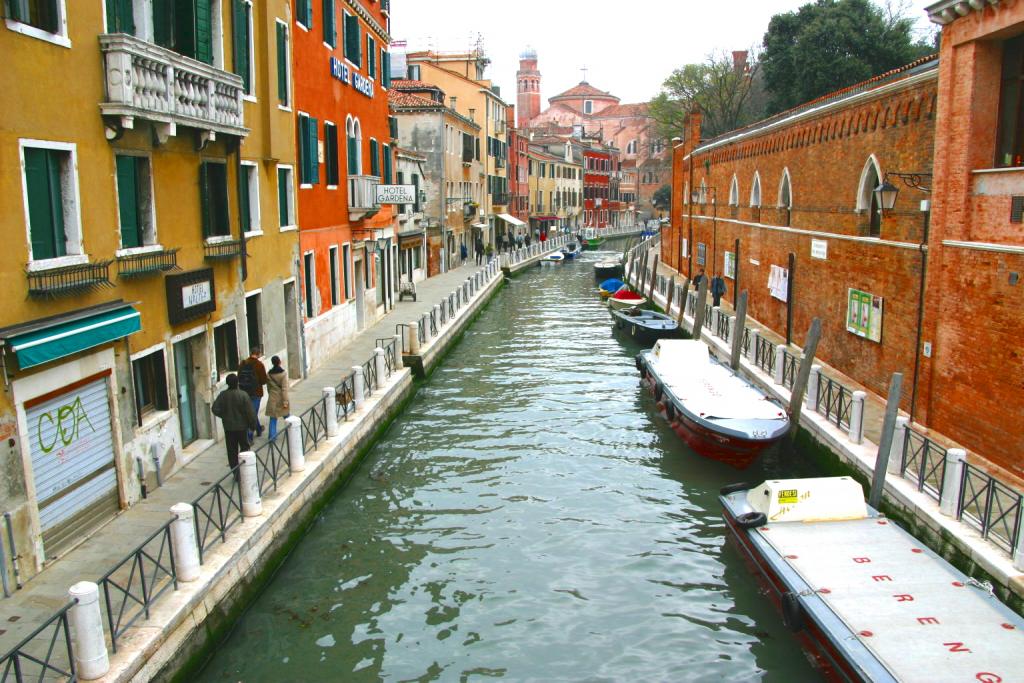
[197,240,822,682]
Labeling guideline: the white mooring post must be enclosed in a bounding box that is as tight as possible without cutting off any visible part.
[849,391,867,444]
[393,333,405,369]
[773,345,786,384]
[888,416,909,475]
[169,503,200,582]
[323,387,339,437]
[1014,521,1024,571]
[939,448,967,517]
[406,322,420,355]
[68,582,109,680]
[805,364,821,411]
[238,451,262,517]
[374,348,387,389]
[433,304,442,332]
[352,365,365,409]
[749,328,759,360]
[421,312,432,343]
[727,315,736,342]
[285,416,304,472]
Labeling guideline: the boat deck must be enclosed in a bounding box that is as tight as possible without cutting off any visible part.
[748,513,1024,682]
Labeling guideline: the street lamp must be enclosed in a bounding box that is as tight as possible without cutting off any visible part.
[873,172,931,211]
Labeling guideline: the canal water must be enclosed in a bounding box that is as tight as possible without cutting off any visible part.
[197,240,822,682]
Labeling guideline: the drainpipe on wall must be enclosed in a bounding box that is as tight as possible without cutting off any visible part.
[440,110,447,274]
[910,206,931,422]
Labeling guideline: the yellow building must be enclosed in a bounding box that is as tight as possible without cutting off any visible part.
[0,0,298,579]
[405,50,508,248]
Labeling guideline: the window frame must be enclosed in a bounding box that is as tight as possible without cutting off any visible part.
[240,160,262,235]
[212,318,240,380]
[302,250,317,319]
[19,139,85,270]
[277,164,296,230]
[234,0,256,99]
[130,345,170,424]
[328,245,340,306]
[200,159,232,240]
[5,0,70,48]
[275,20,291,110]
[114,151,159,253]
[342,242,352,300]
[245,290,263,352]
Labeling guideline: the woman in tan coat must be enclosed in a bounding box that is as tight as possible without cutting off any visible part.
[265,356,290,439]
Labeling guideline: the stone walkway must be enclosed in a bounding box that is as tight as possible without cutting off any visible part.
[0,258,496,657]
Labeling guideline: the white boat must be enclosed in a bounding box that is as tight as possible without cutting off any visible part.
[607,288,646,310]
[636,339,788,468]
[541,251,564,264]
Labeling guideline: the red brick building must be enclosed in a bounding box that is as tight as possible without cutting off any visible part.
[668,56,939,445]
[918,0,1024,478]
[508,105,530,225]
[584,146,612,228]
[293,0,395,368]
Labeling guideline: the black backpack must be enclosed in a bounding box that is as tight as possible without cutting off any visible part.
[237,362,257,394]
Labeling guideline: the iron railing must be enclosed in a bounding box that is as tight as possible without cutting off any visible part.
[191,467,243,563]
[335,372,356,421]
[299,398,329,454]
[754,335,776,376]
[781,349,799,389]
[438,300,448,326]
[741,328,751,358]
[901,428,947,501]
[362,357,378,395]
[116,248,180,278]
[715,313,730,342]
[99,521,177,651]
[816,374,853,430]
[253,430,291,496]
[0,600,77,682]
[429,308,438,337]
[376,337,396,375]
[958,463,1023,556]
[26,260,114,299]
[202,240,243,261]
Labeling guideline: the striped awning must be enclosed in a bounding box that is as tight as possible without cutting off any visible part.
[0,302,141,370]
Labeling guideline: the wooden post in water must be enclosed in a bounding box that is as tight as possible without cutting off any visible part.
[666,277,676,316]
[647,254,659,300]
[869,373,903,509]
[692,277,709,339]
[676,277,690,326]
[787,317,822,439]
[730,291,748,370]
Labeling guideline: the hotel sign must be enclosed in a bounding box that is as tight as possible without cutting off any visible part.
[330,57,374,99]
[166,269,216,325]
[375,184,416,204]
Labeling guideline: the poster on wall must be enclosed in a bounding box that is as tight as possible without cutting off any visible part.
[846,288,883,342]
[768,264,789,301]
[696,242,706,266]
[724,251,736,279]
[680,238,688,259]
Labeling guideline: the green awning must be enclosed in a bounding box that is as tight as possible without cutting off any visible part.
[4,304,141,370]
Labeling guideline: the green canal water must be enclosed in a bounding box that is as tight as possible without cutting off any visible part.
[196,243,822,682]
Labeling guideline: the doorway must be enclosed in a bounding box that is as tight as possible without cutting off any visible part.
[173,339,197,446]
[283,280,303,378]
[354,258,365,330]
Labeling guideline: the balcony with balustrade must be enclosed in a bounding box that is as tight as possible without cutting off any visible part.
[99,34,248,141]
[349,175,382,221]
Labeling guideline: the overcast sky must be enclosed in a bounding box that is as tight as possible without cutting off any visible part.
[390,0,937,107]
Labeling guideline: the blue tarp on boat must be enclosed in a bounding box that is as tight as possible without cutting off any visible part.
[599,278,625,293]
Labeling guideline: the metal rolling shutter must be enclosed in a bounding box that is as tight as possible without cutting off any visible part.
[26,375,119,557]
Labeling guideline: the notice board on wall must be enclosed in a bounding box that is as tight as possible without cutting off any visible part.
[724,251,736,279]
[846,288,883,342]
[768,264,788,301]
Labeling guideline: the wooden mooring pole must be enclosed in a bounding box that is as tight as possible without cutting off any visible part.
[787,317,822,440]
[676,277,690,326]
[692,277,709,339]
[869,372,904,509]
[730,291,748,371]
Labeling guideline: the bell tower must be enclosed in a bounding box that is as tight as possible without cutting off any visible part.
[516,47,541,128]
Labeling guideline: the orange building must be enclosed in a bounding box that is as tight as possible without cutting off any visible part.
[292,0,396,369]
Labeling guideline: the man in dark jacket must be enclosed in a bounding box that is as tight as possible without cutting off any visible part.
[212,374,258,470]
[711,274,727,307]
[237,347,268,439]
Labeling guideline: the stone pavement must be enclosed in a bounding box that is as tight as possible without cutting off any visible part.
[0,257,496,657]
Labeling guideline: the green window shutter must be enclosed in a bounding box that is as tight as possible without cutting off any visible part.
[325,124,339,186]
[199,162,212,237]
[305,0,313,28]
[277,168,289,226]
[106,0,135,34]
[116,155,142,248]
[24,148,65,260]
[382,50,390,88]
[276,23,288,104]
[322,0,335,47]
[299,116,313,183]
[367,36,375,79]
[413,175,420,212]
[344,13,359,67]
[309,117,320,184]
[383,144,392,183]
[239,165,251,233]
[194,0,213,64]
[369,139,379,177]
[347,130,357,174]
[296,0,310,27]
[389,115,397,140]
[211,163,229,235]
[153,0,173,49]
[233,0,251,93]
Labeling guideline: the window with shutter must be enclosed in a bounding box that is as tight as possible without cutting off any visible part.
[344,12,360,66]
[322,0,335,47]
[200,162,230,237]
[325,123,339,186]
[413,175,420,212]
[276,22,289,105]
[116,155,143,248]
[277,167,291,227]
[194,0,213,64]
[298,115,309,183]
[347,124,358,174]
[370,139,379,177]
[23,147,67,260]
[296,0,311,28]
[382,50,390,88]
[105,0,134,34]
[367,35,376,79]
[233,0,251,94]
[383,144,392,183]
[239,165,251,233]
[309,117,320,184]
[10,0,60,32]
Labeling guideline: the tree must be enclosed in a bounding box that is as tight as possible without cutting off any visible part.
[648,50,765,142]
[652,185,671,211]
[761,0,934,115]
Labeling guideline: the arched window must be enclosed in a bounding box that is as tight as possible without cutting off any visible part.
[750,172,761,207]
[346,116,361,175]
[626,139,637,154]
[777,168,792,208]
[856,156,883,237]
[728,175,739,206]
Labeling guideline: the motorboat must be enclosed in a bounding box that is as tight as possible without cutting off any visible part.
[594,259,623,279]
[608,288,647,310]
[720,477,1024,681]
[561,242,582,259]
[598,278,625,298]
[636,339,788,468]
[581,227,606,249]
[541,251,564,264]
[610,307,684,345]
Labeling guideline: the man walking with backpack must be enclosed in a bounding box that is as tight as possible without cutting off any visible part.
[237,347,268,440]
[211,373,258,472]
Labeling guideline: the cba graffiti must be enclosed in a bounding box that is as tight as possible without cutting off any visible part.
[36,396,96,455]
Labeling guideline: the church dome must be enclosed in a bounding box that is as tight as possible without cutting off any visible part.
[520,46,537,60]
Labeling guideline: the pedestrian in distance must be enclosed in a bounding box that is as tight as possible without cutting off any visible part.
[460,241,468,264]
[475,237,484,265]
[237,347,268,440]
[693,268,706,292]
[211,373,258,472]
[265,356,290,440]
[711,273,727,307]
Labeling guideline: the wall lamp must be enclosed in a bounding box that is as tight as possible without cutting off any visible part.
[873,172,932,211]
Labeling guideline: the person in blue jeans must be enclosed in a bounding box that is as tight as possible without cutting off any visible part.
[237,347,268,440]
[265,356,290,439]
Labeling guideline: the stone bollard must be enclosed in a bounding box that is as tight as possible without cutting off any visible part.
[433,304,442,332]
[773,345,786,384]
[352,365,365,408]
[805,365,821,411]
[467,277,474,297]
[1015,522,1024,571]
[463,281,469,300]
[849,391,867,444]
[68,582,109,680]
[421,312,432,343]
[286,416,304,472]
[394,334,405,369]
[939,448,967,517]
[406,322,420,355]
[888,416,909,475]
[749,328,760,361]
[374,348,387,389]
[323,387,339,437]
[238,451,262,517]
[727,315,736,342]
[170,503,201,581]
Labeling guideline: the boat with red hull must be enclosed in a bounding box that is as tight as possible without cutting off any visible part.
[720,477,1024,682]
[636,339,788,469]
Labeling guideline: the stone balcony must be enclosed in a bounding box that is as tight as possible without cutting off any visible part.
[100,33,248,142]
[348,175,381,221]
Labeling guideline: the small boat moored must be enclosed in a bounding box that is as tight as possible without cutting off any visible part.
[608,288,647,310]
[598,277,625,298]
[561,242,582,259]
[636,339,788,468]
[594,259,623,279]
[581,227,606,250]
[610,307,684,345]
[721,476,1024,682]
[541,251,565,264]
